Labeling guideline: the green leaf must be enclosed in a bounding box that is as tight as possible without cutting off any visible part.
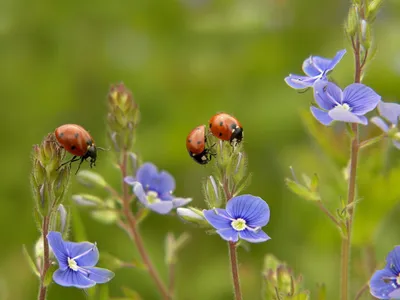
[43,264,57,287]
[285,178,320,201]
[22,245,40,277]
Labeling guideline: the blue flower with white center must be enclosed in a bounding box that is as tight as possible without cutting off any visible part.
[285,49,346,89]
[203,194,270,243]
[47,231,114,288]
[124,162,192,215]
[311,80,381,126]
[371,101,400,149]
[369,246,400,299]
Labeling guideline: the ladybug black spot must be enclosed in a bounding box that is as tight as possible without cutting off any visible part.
[86,139,93,145]
[197,141,201,145]
[219,132,222,137]
[230,124,237,130]
[188,139,192,143]
[74,133,79,138]
[209,123,212,128]
[219,121,223,126]
[59,132,64,137]
[71,145,76,150]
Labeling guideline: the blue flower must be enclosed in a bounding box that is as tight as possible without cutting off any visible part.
[371,101,400,149]
[47,231,114,288]
[203,194,270,243]
[369,246,400,299]
[285,49,346,89]
[125,162,192,214]
[311,81,381,126]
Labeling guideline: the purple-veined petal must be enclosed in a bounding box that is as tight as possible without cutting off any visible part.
[239,229,271,243]
[389,288,400,299]
[371,117,389,132]
[343,83,381,115]
[386,246,400,274]
[284,74,316,89]
[378,101,400,125]
[124,176,136,185]
[328,106,368,125]
[326,49,347,71]
[172,197,192,208]
[147,201,174,214]
[136,163,158,188]
[314,81,342,110]
[369,268,398,299]
[47,231,68,270]
[151,171,175,195]
[53,269,96,288]
[64,241,99,267]
[133,182,149,206]
[83,267,115,284]
[310,106,334,126]
[226,195,270,227]
[216,228,239,242]
[302,56,322,77]
[203,208,233,230]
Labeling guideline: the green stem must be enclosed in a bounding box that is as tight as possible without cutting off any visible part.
[228,241,242,300]
[38,215,50,300]
[119,151,170,300]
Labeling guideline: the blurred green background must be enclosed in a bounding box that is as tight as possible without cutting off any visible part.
[2,0,400,299]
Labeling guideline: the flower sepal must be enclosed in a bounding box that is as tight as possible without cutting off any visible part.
[22,244,40,278]
[165,232,190,265]
[285,174,321,202]
[43,264,58,287]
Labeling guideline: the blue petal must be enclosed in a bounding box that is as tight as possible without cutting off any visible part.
[314,81,342,110]
[151,170,176,195]
[310,107,334,126]
[216,228,239,242]
[83,267,115,284]
[371,116,389,132]
[47,231,68,270]
[64,241,99,267]
[343,83,381,115]
[378,101,400,125]
[172,197,192,208]
[389,288,400,299]
[53,269,96,288]
[133,182,149,206]
[239,229,271,243]
[226,195,270,227]
[136,163,158,188]
[302,56,322,77]
[326,49,347,71]
[203,208,232,230]
[124,176,136,186]
[328,106,368,125]
[369,268,398,299]
[147,201,174,214]
[284,74,316,89]
[386,246,400,274]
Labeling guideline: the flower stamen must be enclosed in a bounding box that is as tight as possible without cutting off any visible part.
[71,243,97,261]
[231,218,246,231]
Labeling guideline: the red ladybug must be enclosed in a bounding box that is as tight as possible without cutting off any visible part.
[55,124,98,174]
[186,125,213,164]
[209,113,243,146]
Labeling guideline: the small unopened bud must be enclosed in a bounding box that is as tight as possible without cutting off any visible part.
[72,194,104,206]
[360,19,371,50]
[367,0,384,22]
[346,5,359,37]
[204,176,221,208]
[54,166,70,203]
[76,170,108,189]
[128,152,138,174]
[34,236,44,262]
[177,207,210,227]
[57,204,67,233]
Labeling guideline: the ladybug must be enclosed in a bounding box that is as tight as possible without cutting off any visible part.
[186,125,213,164]
[55,124,98,174]
[209,113,243,146]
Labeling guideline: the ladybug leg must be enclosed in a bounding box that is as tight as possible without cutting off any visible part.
[56,156,79,171]
[74,157,86,175]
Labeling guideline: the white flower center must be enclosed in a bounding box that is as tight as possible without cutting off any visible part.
[231,218,247,231]
[337,103,351,111]
[147,191,159,203]
[68,257,78,271]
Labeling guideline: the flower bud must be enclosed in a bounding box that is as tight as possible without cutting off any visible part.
[204,176,222,208]
[76,170,108,189]
[177,207,211,227]
[57,204,67,233]
[345,5,359,38]
[72,194,104,207]
[367,0,384,22]
[360,19,371,50]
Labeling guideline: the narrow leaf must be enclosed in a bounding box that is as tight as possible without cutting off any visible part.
[22,245,40,277]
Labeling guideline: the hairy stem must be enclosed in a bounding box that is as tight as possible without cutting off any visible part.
[228,241,242,300]
[38,215,50,300]
[341,34,363,300]
[120,151,170,300]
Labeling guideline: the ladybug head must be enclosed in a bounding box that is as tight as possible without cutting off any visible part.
[85,144,97,167]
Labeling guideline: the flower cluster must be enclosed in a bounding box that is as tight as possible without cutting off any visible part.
[285,49,381,126]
